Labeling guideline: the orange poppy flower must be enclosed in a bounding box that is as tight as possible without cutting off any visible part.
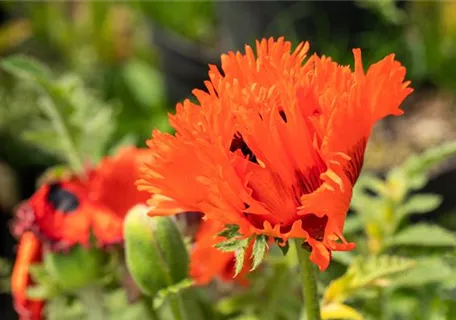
[11,232,44,320]
[138,37,413,271]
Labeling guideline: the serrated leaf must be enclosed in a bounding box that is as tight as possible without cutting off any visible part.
[1,55,53,84]
[392,257,453,288]
[234,248,247,277]
[275,238,290,256]
[218,224,241,239]
[251,235,268,271]
[324,255,416,304]
[397,194,442,218]
[2,57,117,172]
[22,129,65,155]
[352,255,416,288]
[387,224,456,247]
[215,237,249,252]
[321,303,364,320]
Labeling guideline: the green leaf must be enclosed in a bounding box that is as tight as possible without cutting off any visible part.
[122,58,165,110]
[401,141,456,190]
[251,235,268,271]
[324,255,416,303]
[234,248,247,277]
[2,56,117,172]
[352,255,416,288]
[387,224,456,247]
[392,257,453,288]
[44,245,106,292]
[1,55,53,84]
[215,237,249,252]
[397,194,442,218]
[218,224,241,239]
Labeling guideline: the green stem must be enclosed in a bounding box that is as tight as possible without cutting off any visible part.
[77,285,108,320]
[293,239,322,320]
[143,297,160,320]
[43,95,85,175]
[169,295,186,320]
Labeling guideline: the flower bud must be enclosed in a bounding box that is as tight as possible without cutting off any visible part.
[124,205,189,297]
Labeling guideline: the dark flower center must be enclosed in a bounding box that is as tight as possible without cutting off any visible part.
[229,133,258,163]
[47,183,80,213]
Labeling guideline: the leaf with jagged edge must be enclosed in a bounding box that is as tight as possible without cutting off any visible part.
[218,224,242,239]
[1,55,117,172]
[386,224,456,248]
[1,55,52,84]
[215,237,249,252]
[251,235,268,271]
[214,237,250,277]
[234,248,247,277]
[324,255,416,304]
[351,255,416,288]
[216,225,270,275]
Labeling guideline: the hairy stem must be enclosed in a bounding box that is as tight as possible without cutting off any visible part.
[293,239,322,320]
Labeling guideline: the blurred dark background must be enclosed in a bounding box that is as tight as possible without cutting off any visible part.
[1,1,456,318]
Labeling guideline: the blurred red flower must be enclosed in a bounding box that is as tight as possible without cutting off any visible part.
[11,147,152,319]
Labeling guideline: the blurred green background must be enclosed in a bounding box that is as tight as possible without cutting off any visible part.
[1,1,456,318]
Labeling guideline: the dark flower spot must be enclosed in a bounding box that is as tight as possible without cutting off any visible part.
[279,110,287,122]
[230,133,258,164]
[47,183,80,214]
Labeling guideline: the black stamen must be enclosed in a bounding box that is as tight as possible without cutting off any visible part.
[230,133,258,164]
[47,183,80,214]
